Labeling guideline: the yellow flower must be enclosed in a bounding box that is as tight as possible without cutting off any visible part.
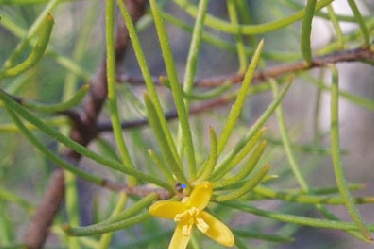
[149,182,234,248]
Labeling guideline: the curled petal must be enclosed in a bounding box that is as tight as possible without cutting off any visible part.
[187,182,213,209]
[168,222,191,249]
[149,200,185,219]
[200,211,235,247]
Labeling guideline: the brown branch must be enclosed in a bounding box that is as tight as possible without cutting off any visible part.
[96,96,231,132]
[24,1,147,248]
[117,46,374,88]
[100,47,374,132]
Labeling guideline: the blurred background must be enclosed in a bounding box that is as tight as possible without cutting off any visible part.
[0,0,373,248]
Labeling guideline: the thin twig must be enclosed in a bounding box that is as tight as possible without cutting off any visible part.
[117,46,374,87]
[97,47,374,131]
[96,96,231,132]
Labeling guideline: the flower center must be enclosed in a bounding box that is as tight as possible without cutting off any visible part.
[174,207,209,236]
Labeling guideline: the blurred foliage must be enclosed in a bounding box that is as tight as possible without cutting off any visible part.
[0,0,374,249]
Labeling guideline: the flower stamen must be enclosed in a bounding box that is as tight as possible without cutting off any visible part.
[149,182,234,248]
[174,207,207,236]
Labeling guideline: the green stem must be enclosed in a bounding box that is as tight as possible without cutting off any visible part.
[21,84,89,113]
[2,0,59,69]
[0,14,54,81]
[227,0,248,73]
[330,65,371,241]
[64,213,150,236]
[0,90,171,190]
[347,0,370,47]
[327,5,344,49]
[116,0,182,173]
[150,0,197,179]
[98,192,128,249]
[270,79,309,190]
[4,106,104,185]
[217,40,264,154]
[172,0,334,34]
[224,201,374,233]
[106,0,136,185]
[216,164,270,201]
[301,0,317,64]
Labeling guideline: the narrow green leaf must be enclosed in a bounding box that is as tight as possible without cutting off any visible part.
[0,14,54,81]
[217,39,264,154]
[21,84,89,113]
[254,185,374,205]
[63,212,149,236]
[150,0,197,179]
[234,236,249,249]
[65,194,156,237]
[4,106,105,186]
[211,79,292,183]
[2,0,59,69]
[172,0,334,34]
[162,13,300,62]
[96,194,157,226]
[234,230,294,243]
[218,140,267,188]
[0,188,33,212]
[301,0,317,64]
[198,127,217,181]
[98,192,128,249]
[116,0,182,172]
[0,90,171,190]
[148,149,175,185]
[64,170,81,249]
[106,0,135,185]
[271,79,309,190]
[347,0,370,47]
[212,124,266,182]
[144,94,187,184]
[227,0,248,73]
[216,164,270,201]
[183,82,232,100]
[223,201,374,233]
[183,0,210,97]
[327,5,345,49]
[330,65,372,241]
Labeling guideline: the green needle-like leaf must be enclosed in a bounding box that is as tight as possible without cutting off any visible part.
[224,201,374,232]
[330,65,372,241]
[198,127,217,181]
[217,39,264,154]
[172,0,334,34]
[347,0,370,47]
[63,212,150,236]
[218,140,267,188]
[0,13,54,81]
[98,193,128,249]
[301,0,317,64]
[21,84,89,113]
[212,128,266,182]
[216,164,270,201]
[150,0,197,179]
[4,106,104,186]
[106,0,135,186]
[117,0,182,172]
[0,90,171,190]
[144,94,187,184]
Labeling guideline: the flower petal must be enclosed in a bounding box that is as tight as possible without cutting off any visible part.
[149,200,185,219]
[187,182,213,209]
[168,222,191,249]
[200,211,235,247]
